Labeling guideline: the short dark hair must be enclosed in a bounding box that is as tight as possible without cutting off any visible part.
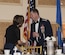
[31,8,39,15]
[13,15,24,25]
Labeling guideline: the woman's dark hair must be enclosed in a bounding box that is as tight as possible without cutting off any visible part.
[31,8,39,15]
[13,15,24,26]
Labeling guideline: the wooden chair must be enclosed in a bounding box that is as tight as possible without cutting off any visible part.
[20,46,42,54]
[51,23,59,47]
[62,24,65,38]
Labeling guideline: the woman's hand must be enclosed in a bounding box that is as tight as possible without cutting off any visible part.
[17,40,26,46]
[18,40,22,45]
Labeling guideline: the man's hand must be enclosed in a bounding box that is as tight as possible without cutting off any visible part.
[33,32,39,37]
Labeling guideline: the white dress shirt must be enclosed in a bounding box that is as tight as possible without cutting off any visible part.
[35,18,40,41]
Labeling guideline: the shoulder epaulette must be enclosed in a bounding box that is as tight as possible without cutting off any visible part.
[42,18,48,21]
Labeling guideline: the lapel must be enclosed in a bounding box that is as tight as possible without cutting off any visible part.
[32,23,35,32]
[38,18,42,33]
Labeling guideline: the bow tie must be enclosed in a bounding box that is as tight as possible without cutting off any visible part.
[34,21,39,24]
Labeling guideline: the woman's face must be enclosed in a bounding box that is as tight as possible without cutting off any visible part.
[18,24,22,27]
[17,23,23,28]
[17,24,22,27]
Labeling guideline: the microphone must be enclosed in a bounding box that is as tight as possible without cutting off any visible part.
[36,36,38,42]
[28,39,33,46]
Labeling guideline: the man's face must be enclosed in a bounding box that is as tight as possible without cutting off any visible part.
[30,11,37,21]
